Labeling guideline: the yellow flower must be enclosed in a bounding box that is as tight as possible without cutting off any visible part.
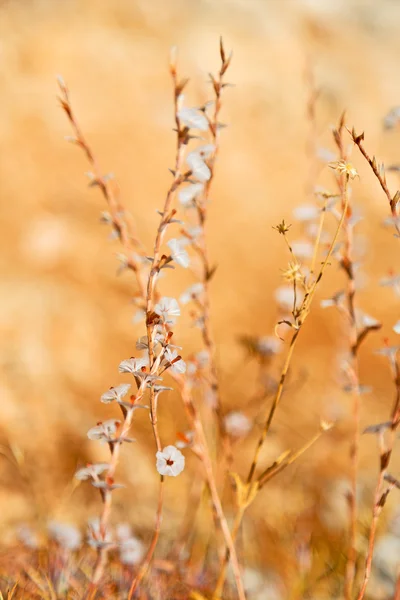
[282,261,303,282]
[329,160,359,180]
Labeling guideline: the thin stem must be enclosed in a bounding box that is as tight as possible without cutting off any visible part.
[350,128,400,237]
[127,480,164,600]
[127,59,186,598]
[214,167,351,597]
[57,78,147,301]
[177,378,246,600]
[335,160,360,600]
[214,426,327,598]
[355,470,384,600]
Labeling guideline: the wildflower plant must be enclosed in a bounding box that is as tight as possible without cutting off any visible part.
[58,41,248,600]
[19,40,395,600]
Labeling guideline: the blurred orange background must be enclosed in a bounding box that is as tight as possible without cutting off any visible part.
[1,0,400,593]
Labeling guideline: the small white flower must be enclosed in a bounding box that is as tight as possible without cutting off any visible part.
[256,336,282,357]
[380,273,400,296]
[186,150,211,182]
[317,147,336,163]
[120,536,145,565]
[155,297,180,324]
[224,411,252,438]
[48,521,82,551]
[136,336,149,350]
[132,309,146,323]
[178,107,209,131]
[356,311,381,330]
[190,144,215,161]
[384,106,400,130]
[186,350,210,377]
[320,290,345,309]
[118,357,148,375]
[116,523,132,540]
[87,419,121,442]
[156,445,185,477]
[375,345,400,360]
[175,430,194,449]
[181,225,203,242]
[293,205,319,222]
[383,215,400,230]
[394,321,400,334]
[179,183,204,207]
[164,349,186,374]
[136,331,164,351]
[75,463,110,481]
[101,384,131,404]
[18,525,39,549]
[167,238,190,268]
[180,283,204,305]
[291,240,314,260]
[196,350,210,367]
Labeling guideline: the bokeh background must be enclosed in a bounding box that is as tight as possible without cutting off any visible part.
[1,0,400,595]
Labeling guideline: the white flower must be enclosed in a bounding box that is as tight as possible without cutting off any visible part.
[380,273,400,296]
[17,525,39,549]
[291,240,314,260]
[320,291,345,309]
[224,412,252,437]
[256,336,282,357]
[119,537,145,565]
[293,205,319,222]
[356,311,381,330]
[384,106,400,130]
[186,149,211,182]
[186,350,210,376]
[196,144,215,158]
[75,463,110,481]
[136,331,164,350]
[167,238,190,268]
[118,357,148,375]
[87,419,121,442]
[132,309,146,323]
[383,215,400,230]
[181,225,202,242]
[317,147,336,163]
[116,523,132,540]
[179,183,204,207]
[101,384,131,404]
[196,350,210,367]
[156,445,185,477]
[175,430,194,449]
[373,535,400,589]
[375,345,400,360]
[48,521,82,551]
[136,336,149,350]
[154,297,180,324]
[394,321,400,334]
[180,283,204,305]
[164,348,186,374]
[178,107,209,131]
